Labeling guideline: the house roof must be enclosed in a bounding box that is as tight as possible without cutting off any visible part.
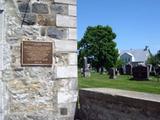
[120,49,150,62]
[121,52,134,57]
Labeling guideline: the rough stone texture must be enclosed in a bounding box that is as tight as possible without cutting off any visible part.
[78,88,160,120]
[47,27,67,39]
[32,3,49,14]
[21,13,36,25]
[50,4,68,15]
[0,0,77,120]
[18,2,30,13]
[37,15,56,26]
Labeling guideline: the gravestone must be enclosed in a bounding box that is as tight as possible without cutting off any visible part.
[155,66,160,81]
[125,64,132,75]
[109,68,116,79]
[150,66,156,76]
[118,67,123,75]
[115,68,120,76]
[147,64,152,73]
[155,66,160,75]
[118,66,126,75]
[132,65,149,80]
[83,57,91,77]
[0,0,78,120]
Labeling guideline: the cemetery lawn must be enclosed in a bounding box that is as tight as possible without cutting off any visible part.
[78,71,160,94]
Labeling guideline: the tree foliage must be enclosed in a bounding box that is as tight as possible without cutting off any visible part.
[147,50,160,66]
[115,59,124,68]
[78,25,119,72]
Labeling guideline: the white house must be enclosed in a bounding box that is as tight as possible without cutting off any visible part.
[120,46,151,66]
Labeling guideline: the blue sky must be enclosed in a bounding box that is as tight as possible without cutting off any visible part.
[77,0,160,54]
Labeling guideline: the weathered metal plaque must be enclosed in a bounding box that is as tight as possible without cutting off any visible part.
[21,41,53,66]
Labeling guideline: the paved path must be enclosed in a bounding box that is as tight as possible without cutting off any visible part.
[81,88,160,103]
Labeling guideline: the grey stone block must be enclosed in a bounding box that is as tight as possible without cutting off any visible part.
[47,27,67,39]
[37,15,56,26]
[32,3,49,14]
[21,14,36,25]
[50,4,68,15]
[18,2,30,13]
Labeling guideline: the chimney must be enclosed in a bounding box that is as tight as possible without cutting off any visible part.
[144,46,149,51]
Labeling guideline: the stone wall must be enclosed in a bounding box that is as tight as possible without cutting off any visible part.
[79,88,160,120]
[0,0,77,120]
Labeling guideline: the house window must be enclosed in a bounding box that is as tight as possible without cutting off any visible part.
[128,58,131,62]
[125,58,128,63]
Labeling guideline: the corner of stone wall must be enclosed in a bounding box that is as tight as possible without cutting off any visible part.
[0,0,78,120]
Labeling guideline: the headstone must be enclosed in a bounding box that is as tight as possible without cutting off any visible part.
[155,66,160,75]
[155,66,160,82]
[115,68,120,76]
[132,65,149,80]
[109,68,116,79]
[118,66,126,75]
[125,64,132,75]
[149,66,156,76]
[83,57,90,77]
[118,67,123,75]
[147,64,156,76]
[147,64,152,73]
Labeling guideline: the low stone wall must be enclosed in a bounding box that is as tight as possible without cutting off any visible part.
[79,88,160,120]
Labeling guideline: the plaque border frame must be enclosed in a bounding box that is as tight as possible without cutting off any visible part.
[21,41,53,66]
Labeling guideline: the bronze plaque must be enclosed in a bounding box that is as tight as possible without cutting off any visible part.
[21,41,53,66]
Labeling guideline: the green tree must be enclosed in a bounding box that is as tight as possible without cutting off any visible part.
[115,59,124,68]
[147,50,160,66]
[78,25,119,73]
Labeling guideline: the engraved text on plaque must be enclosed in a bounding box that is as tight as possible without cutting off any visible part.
[21,41,53,66]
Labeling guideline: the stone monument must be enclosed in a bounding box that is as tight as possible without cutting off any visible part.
[83,57,91,77]
[125,64,132,75]
[118,66,126,75]
[0,0,77,120]
[147,64,152,73]
[150,66,156,76]
[132,65,149,80]
[109,68,116,79]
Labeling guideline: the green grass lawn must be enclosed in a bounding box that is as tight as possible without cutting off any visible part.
[78,71,160,94]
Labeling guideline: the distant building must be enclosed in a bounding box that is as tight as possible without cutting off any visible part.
[120,46,151,66]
